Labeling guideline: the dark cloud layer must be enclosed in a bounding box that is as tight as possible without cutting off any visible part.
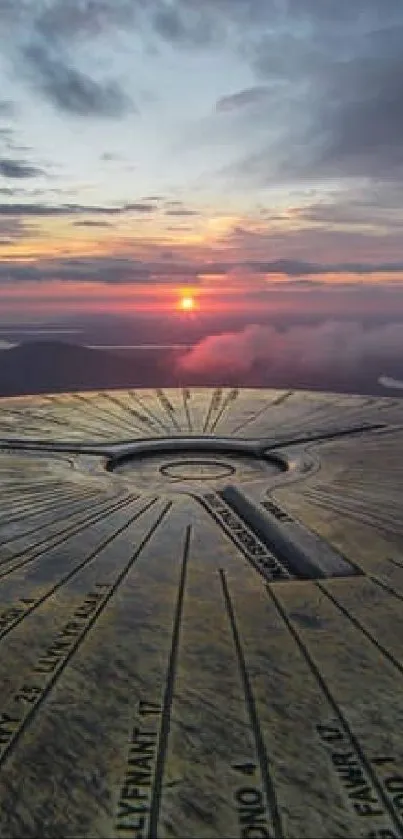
[0,201,154,216]
[72,220,112,228]
[165,208,199,216]
[0,158,44,179]
[23,42,133,118]
[0,250,403,286]
[216,86,271,113]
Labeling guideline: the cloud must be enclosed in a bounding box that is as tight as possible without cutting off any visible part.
[32,0,138,41]
[216,86,272,113]
[0,217,31,239]
[0,100,15,116]
[178,320,403,379]
[0,201,154,216]
[201,3,403,188]
[100,152,122,162]
[378,375,403,390]
[0,158,44,179]
[0,255,202,284]
[125,203,154,213]
[72,220,112,227]
[22,42,134,118]
[151,3,216,47]
[245,259,403,276]
[165,208,199,216]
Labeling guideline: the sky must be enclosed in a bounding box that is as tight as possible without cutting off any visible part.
[1,0,403,367]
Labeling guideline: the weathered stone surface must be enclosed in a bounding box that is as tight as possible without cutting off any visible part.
[0,387,402,837]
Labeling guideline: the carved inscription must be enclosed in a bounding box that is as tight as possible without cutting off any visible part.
[0,585,111,758]
[203,493,289,581]
[371,757,403,824]
[115,700,161,837]
[0,598,36,635]
[317,723,400,837]
[234,786,271,839]
[261,500,293,523]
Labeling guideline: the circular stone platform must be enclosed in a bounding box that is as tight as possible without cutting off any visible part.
[111,443,285,491]
[0,387,402,838]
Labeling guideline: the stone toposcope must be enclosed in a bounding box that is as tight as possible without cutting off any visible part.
[0,387,402,838]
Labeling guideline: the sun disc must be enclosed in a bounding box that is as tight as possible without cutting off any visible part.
[180,295,195,311]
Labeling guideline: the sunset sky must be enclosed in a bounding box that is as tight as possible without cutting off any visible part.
[1,0,403,326]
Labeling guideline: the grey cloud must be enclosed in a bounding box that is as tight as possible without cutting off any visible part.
[0,100,15,116]
[246,259,403,276]
[204,4,403,187]
[33,0,138,41]
[100,152,122,162]
[125,203,154,213]
[165,208,199,216]
[23,42,134,118]
[72,220,112,227]
[0,158,44,179]
[0,201,154,216]
[216,86,271,113]
[1,248,403,285]
[152,4,216,47]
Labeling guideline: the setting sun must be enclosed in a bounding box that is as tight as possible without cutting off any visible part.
[179,295,195,311]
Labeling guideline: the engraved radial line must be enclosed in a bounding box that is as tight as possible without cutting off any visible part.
[303,492,403,539]
[0,492,102,547]
[210,388,239,434]
[182,388,192,432]
[387,556,403,568]
[0,502,172,770]
[129,392,171,433]
[112,393,164,435]
[266,584,403,837]
[148,524,191,839]
[202,388,219,433]
[99,393,147,435]
[230,398,280,436]
[219,569,284,839]
[0,494,135,580]
[370,575,403,605]
[0,492,119,555]
[71,394,125,436]
[91,393,140,436]
[0,487,90,525]
[316,582,403,679]
[93,393,137,433]
[155,389,181,432]
[0,498,158,642]
[41,396,108,438]
[43,395,106,435]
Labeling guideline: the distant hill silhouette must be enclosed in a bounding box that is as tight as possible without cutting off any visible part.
[0,339,401,398]
[0,341,173,396]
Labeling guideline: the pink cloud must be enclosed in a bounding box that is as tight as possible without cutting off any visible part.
[178,321,403,378]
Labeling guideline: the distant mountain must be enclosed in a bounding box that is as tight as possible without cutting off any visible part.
[0,339,402,398]
[0,340,175,396]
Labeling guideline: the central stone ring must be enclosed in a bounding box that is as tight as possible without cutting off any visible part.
[159,459,236,480]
